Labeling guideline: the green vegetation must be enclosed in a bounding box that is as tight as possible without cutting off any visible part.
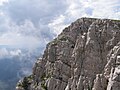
[17,75,33,90]
[88,86,92,90]
[40,73,51,90]
[27,75,33,81]
[22,77,29,90]
[111,19,120,22]
[59,36,68,41]
[50,38,60,45]
[41,73,46,81]
[41,82,48,90]
[17,77,29,90]
[41,73,51,81]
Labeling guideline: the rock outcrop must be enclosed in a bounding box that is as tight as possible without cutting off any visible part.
[16,18,120,90]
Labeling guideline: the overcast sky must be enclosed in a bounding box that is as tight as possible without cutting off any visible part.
[0,0,120,57]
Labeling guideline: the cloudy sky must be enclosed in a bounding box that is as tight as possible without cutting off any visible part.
[0,0,120,57]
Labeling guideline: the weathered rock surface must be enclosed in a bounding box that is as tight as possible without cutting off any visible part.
[16,18,120,90]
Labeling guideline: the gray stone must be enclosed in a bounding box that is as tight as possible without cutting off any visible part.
[16,18,120,90]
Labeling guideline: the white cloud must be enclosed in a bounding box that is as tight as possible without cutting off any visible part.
[0,48,9,58]
[10,49,21,56]
[0,0,64,50]
[89,0,120,19]
[48,15,68,35]
[0,32,43,49]
[0,48,21,59]
[10,49,22,56]
[0,0,8,6]
[66,0,85,18]
[0,0,119,53]
[0,0,120,55]
[0,19,46,50]
[4,0,67,23]
[66,0,120,19]
[48,0,120,35]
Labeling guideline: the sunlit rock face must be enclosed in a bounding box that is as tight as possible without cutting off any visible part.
[16,18,120,90]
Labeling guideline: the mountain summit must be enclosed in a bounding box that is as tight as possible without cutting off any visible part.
[16,18,120,90]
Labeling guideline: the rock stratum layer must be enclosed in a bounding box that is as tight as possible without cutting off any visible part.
[16,18,120,90]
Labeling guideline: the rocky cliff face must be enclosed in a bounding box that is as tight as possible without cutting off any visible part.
[16,18,120,90]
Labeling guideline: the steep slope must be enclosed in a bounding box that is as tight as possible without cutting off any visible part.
[16,18,120,90]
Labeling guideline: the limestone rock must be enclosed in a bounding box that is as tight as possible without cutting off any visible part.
[16,18,120,90]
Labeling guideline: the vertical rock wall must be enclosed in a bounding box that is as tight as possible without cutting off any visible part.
[16,18,120,90]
